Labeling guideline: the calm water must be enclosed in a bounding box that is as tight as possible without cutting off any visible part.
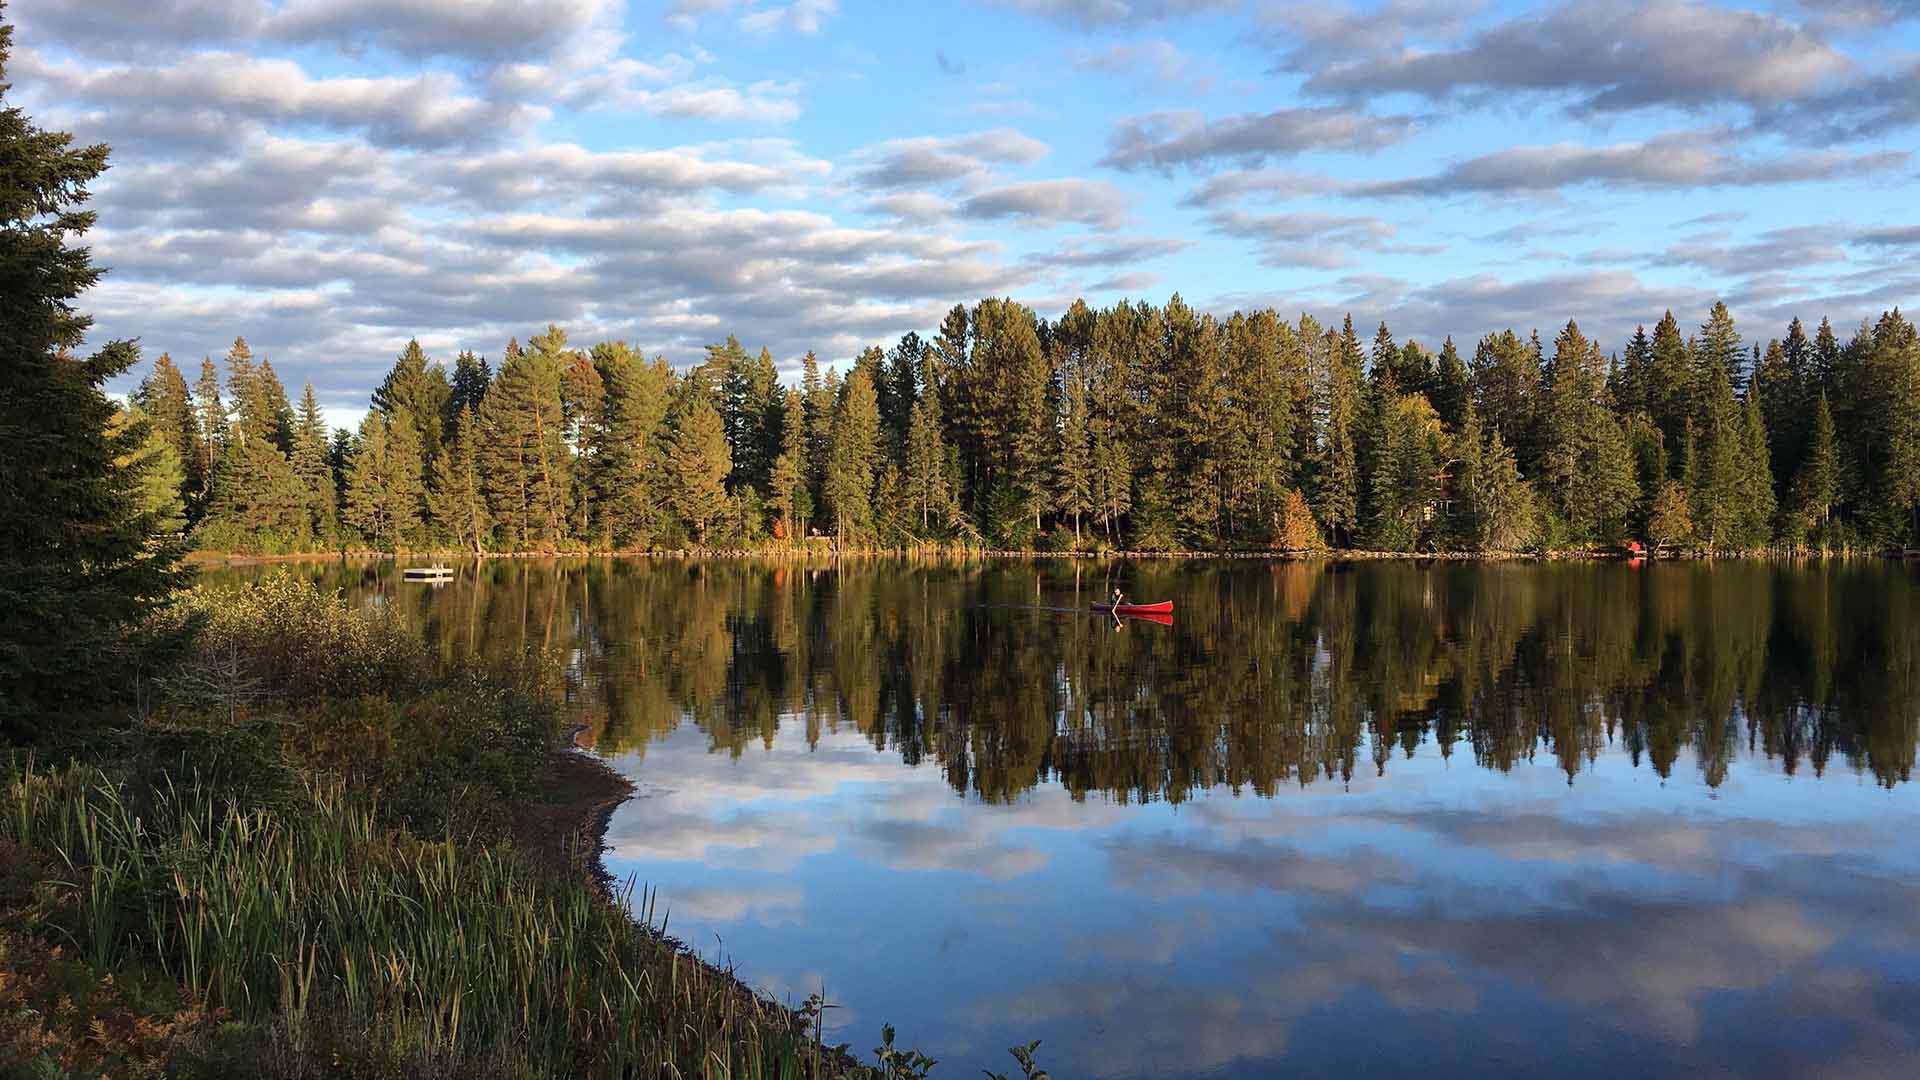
[203,558,1920,1078]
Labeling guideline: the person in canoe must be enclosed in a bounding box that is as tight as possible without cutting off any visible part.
[1108,585,1129,626]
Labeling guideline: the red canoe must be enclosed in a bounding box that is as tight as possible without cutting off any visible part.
[1091,601,1174,615]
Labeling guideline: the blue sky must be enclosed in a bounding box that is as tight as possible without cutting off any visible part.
[13,0,1920,424]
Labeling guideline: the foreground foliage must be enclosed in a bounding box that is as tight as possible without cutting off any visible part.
[2,576,1045,1078]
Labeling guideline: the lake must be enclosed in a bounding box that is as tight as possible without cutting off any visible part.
[201,557,1920,1078]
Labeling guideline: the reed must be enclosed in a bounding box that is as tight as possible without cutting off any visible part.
[4,758,875,1078]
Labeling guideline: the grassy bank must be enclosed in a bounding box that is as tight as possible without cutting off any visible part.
[0,576,1013,1079]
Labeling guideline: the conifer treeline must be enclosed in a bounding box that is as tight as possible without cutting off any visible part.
[137,297,1920,554]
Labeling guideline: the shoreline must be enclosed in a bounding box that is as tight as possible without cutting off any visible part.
[184,546,1893,566]
[525,728,866,1069]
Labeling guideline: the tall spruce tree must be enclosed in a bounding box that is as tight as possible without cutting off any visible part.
[0,40,193,736]
[770,387,811,540]
[108,407,187,535]
[668,395,731,545]
[1736,389,1777,547]
[826,364,882,542]
[428,404,490,553]
[1315,318,1364,546]
[591,343,672,549]
[291,382,336,541]
[478,334,570,549]
[193,357,227,500]
[1791,393,1838,545]
[135,352,200,506]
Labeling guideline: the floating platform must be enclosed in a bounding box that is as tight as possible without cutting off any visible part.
[402,566,455,581]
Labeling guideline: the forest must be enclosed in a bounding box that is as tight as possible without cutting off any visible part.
[134,298,1920,556]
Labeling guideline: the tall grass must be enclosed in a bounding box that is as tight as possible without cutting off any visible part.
[5,758,874,1078]
[6,576,1046,1078]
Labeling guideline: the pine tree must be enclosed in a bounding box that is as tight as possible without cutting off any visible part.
[1736,390,1777,548]
[826,364,881,542]
[428,405,490,553]
[1454,405,1532,551]
[372,338,450,468]
[1368,393,1444,551]
[193,357,227,501]
[478,335,570,549]
[1050,351,1093,541]
[668,395,731,545]
[345,412,397,550]
[1315,318,1364,546]
[770,386,811,541]
[1647,311,1692,467]
[1690,308,1745,550]
[0,35,191,731]
[384,412,425,546]
[968,297,1051,533]
[134,352,200,507]
[108,407,187,534]
[882,331,924,455]
[448,349,492,421]
[903,390,959,535]
[1864,309,1920,544]
[291,382,336,541]
[591,343,672,549]
[1469,329,1539,474]
[800,350,832,513]
[200,423,307,548]
[1430,336,1470,431]
[253,358,295,452]
[1790,393,1838,546]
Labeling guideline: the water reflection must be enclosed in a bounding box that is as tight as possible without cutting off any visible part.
[205,558,1920,1077]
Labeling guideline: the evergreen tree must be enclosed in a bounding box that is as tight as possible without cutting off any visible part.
[0,37,192,731]
[448,349,492,422]
[1863,310,1920,544]
[134,352,200,505]
[881,331,924,455]
[108,407,187,534]
[968,297,1051,533]
[344,411,398,550]
[1430,336,1470,431]
[372,338,451,469]
[903,390,959,535]
[1368,393,1445,551]
[193,357,227,500]
[384,411,426,545]
[1470,329,1539,473]
[478,335,571,549]
[770,387,812,540]
[1615,324,1654,420]
[591,343,673,549]
[1454,405,1532,551]
[291,382,336,541]
[1690,307,1745,550]
[254,359,295,452]
[428,405,490,553]
[668,395,731,545]
[800,350,832,512]
[1647,310,1692,465]
[1539,323,1638,541]
[1736,390,1777,547]
[1050,348,1093,541]
[826,364,881,542]
[200,424,307,548]
[1790,393,1838,546]
[1315,317,1364,546]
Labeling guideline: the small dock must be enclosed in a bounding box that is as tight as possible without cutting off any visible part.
[401,565,455,582]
